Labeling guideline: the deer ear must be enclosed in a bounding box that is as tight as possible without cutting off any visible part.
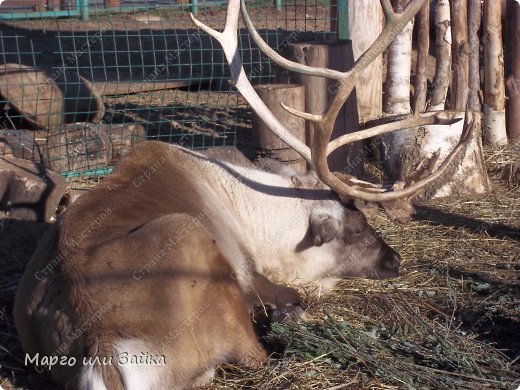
[310,213,341,247]
[343,209,368,235]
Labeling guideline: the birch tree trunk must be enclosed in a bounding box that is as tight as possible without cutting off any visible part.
[384,0,413,116]
[348,0,384,123]
[450,0,469,110]
[381,0,414,178]
[429,0,451,111]
[467,0,482,112]
[380,0,490,197]
[483,0,508,145]
[506,0,520,142]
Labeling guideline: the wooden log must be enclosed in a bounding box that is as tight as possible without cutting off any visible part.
[0,64,104,131]
[381,0,414,178]
[450,0,470,110]
[106,123,146,165]
[468,0,483,112]
[384,0,413,116]
[284,41,361,174]
[429,0,452,111]
[0,130,42,163]
[483,0,508,145]
[93,80,194,96]
[43,123,111,173]
[105,0,120,7]
[414,0,430,113]
[348,0,384,122]
[252,84,307,173]
[0,156,66,222]
[381,111,491,198]
[506,0,520,142]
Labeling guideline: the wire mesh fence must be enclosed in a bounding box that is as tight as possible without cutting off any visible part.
[0,0,338,176]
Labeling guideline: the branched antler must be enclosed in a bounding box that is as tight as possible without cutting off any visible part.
[191,0,473,220]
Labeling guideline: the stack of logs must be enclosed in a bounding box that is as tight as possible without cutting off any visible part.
[0,64,146,222]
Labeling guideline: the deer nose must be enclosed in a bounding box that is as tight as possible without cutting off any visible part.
[385,250,401,270]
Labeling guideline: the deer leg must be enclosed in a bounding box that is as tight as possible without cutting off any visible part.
[245,271,301,308]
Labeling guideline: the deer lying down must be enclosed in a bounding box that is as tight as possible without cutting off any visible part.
[15,141,401,389]
[15,0,473,387]
[15,210,266,389]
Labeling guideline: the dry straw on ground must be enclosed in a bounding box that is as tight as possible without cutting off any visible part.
[0,146,519,389]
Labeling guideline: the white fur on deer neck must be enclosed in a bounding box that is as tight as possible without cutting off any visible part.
[169,146,344,285]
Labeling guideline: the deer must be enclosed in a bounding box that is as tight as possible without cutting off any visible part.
[14,0,477,388]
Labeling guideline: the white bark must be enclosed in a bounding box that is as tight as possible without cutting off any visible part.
[483,0,508,145]
[381,112,491,198]
[483,106,508,144]
[382,0,414,177]
[380,1,490,197]
[430,0,452,111]
[384,19,413,115]
[418,112,490,198]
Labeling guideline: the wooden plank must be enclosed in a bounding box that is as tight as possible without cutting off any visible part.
[93,80,207,96]
[285,41,361,174]
[253,84,307,173]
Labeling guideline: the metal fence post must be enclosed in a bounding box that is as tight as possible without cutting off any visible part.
[80,0,89,21]
[330,0,349,40]
[191,0,199,15]
[338,0,348,40]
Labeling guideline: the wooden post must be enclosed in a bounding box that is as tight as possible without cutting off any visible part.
[348,0,384,122]
[506,0,520,142]
[381,0,414,179]
[284,41,361,174]
[384,0,413,116]
[430,0,452,111]
[450,0,469,110]
[105,0,120,8]
[252,84,307,173]
[413,0,429,113]
[483,0,508,145]
[468,0,482,112]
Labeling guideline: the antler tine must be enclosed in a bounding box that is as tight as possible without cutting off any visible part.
[316,112,476,202]
[380,0,397,20]
[326,112,461,156]
[321,0,426,126]
[190,4,313,166]
[240,0,426,127]
[239,0,344,81]
[308,0,474,204]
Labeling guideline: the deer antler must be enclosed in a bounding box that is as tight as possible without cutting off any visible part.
[191,0,472,208]
[190,3,312,166]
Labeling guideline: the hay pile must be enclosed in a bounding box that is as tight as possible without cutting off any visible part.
[0,146,518,389]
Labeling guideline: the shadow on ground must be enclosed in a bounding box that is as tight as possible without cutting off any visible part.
[0,219,55,390]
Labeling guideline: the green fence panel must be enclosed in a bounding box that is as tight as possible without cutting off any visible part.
[0,0,338,177]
